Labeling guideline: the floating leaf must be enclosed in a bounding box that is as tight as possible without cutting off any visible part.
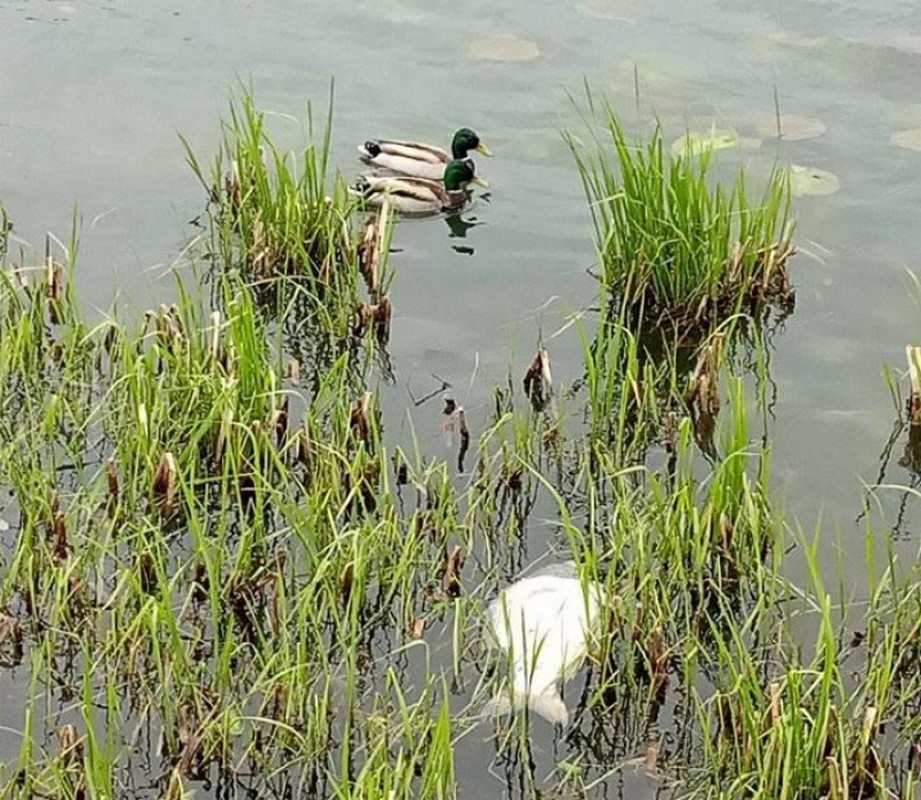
[789,165,840,197]
[468,33,540,62]
[755,113,826,141]
[670,128,741,158]
[891,128,921,152]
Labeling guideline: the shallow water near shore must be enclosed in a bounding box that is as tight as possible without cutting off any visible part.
[3,0,921,797]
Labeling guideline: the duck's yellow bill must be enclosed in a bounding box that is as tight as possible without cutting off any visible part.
[476,142,493,157]
[472,174,489,188]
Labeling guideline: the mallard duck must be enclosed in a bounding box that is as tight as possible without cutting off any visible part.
[358,127,492,181]
[484,565,602,726]
[351,158,487,216]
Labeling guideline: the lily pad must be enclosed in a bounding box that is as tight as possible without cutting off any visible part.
[670,128,741,158]
[468,33,540,62]
[891,128,921,152]
[789,165,840,197]
[755,113,826,141]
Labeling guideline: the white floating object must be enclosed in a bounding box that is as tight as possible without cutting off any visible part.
[486,567,602,725]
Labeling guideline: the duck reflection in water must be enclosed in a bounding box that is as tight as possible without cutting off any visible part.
[445,212,483,255]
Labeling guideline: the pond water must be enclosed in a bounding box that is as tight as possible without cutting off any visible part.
[3,0,921,795]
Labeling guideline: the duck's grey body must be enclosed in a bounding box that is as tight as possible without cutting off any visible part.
[352,173,462,215]
[358,140,450,181]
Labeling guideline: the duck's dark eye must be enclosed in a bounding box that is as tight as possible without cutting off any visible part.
[364,141,381,157]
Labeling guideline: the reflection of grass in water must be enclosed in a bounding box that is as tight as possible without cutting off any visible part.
[567,94,795,338]
[0,98,919,800]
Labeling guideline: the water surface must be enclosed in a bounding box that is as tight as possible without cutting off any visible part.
[4,0,921,794]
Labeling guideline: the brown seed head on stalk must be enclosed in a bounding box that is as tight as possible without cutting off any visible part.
[103,323,120,357]
[340,562,354,606]
[153,452,178,514]
[57,724,83,769]
[409,617,426,640]
[523,348,553,411]
[0,613,24,665]
[68,576,89,623]
[51,511,68,563]
[374,295,392,344]
[349,392,373,445]
[272,396,289,447]
[358,200,390,295]
[45,235,64,324]
[356,296,393,344]
[138,551,158,595]
[444,546,464,599]
[686,332,724,417]
[106,458,120,503]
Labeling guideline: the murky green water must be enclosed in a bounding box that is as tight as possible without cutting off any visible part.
[3,0,921,795]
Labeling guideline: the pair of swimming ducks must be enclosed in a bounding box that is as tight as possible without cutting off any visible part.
[353,126,491,215]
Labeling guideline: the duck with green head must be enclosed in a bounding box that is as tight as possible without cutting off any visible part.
[351,158,487,215]
[358,127,492,181]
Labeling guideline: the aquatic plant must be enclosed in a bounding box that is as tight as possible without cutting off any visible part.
[182,89,361,336]
[1,85,920,800]
[568,97,795,335]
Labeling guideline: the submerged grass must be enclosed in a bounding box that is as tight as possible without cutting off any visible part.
[0,86,919,800]
[0,231,919,799]
[568,95,795,336]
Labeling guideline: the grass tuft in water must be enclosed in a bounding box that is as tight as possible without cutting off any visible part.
[182,89,361,338]
[567,96,795,336]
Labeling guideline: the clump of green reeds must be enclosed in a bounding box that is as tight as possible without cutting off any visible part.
[0,217,480,798]
[183,90,359,310]
[568,98,795,335]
